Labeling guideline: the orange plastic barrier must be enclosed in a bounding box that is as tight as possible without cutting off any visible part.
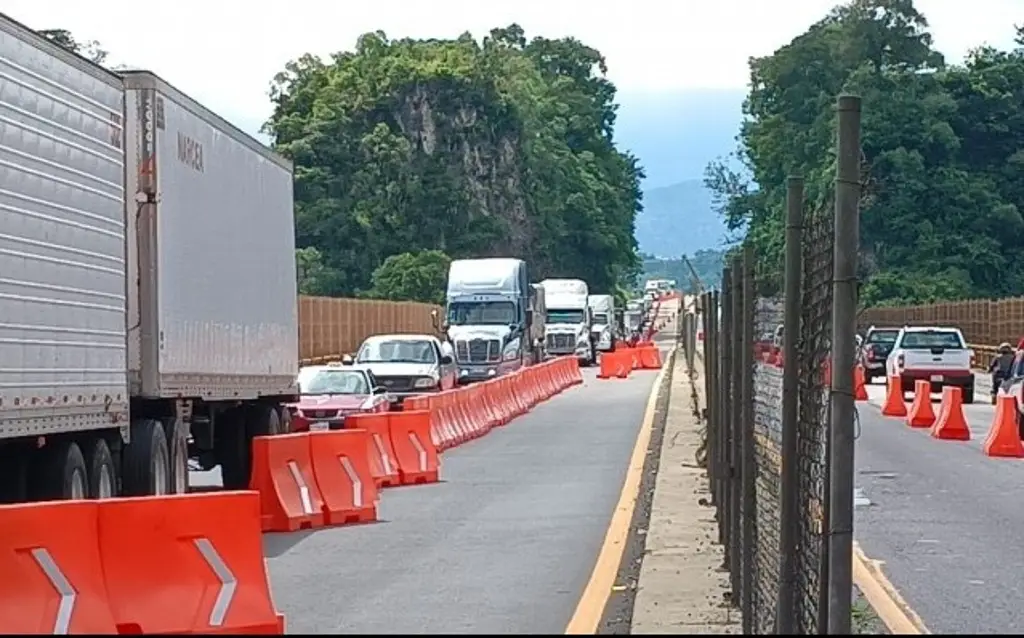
[906,380,935,428]
[309,430,379,525]
[881,375,908,417]
[930,386,971,441]
[344,413,401,488]
[854,365,868,401]
[598,351,630,379]
[639,346,662,370]
[250,433,325,532]
[0,500,118,634]
[396,356,583,455]
[98,491,283,634]
[388,411,440,485]
[983,396,1024,458]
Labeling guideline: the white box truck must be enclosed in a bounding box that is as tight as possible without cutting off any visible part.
[0,15,298,503]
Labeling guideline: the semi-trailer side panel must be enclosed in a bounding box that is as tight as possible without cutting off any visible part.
[0,15,128,439]
[122,71,298,400]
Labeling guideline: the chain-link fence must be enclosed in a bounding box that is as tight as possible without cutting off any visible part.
[689,95,863,634]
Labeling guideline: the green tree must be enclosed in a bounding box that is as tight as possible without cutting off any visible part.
[265,26,642,299]
[39,29,109,65]
[364,250,452,305]
[706,0,1024,306]
[295,247,332,295]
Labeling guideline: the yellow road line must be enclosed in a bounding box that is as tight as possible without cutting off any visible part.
[853,542,930,634]
[564,346,675,635]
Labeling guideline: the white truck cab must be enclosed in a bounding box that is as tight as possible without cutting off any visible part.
[541,279,595,365]
[588,294,616,353]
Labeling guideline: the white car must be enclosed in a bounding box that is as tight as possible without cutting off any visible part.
[884,326,975,403]
[354,334,458,405]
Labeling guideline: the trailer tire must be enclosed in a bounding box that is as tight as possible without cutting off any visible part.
[85,438,117,499]
[247,403,284,438]
[122,418,170,496]
[31,439,88,501]
[165,418,190,494]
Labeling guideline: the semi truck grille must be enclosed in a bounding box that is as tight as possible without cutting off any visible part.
[377,376,414,392]
[547,334,575,351]
[456,339,500,363]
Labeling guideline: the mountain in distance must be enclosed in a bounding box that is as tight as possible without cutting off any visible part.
[634,179,730,258]
[614,88,745,258]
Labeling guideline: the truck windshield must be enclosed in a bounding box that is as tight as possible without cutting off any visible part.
[548,309,585,324]
[593,313,609,325]
[447,301,516,326]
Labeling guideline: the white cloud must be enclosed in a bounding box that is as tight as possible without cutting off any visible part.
[2,0,1017,136]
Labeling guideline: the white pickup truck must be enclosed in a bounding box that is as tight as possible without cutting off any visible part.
[884,327,976,403]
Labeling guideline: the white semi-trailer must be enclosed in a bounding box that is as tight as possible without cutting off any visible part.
[0,15,299,503]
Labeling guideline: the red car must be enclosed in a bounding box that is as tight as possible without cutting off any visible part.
[286,363,391,431]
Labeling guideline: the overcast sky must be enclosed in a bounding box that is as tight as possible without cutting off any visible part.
[3,0,1018,137]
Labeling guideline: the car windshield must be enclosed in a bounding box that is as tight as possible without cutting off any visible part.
[447,301,516,326]
[548,309,585,324]
[593,313,609,325]
[358,339,437,364]
[300,370,369,395]
[899,331,964,349]
[867,330,899,344]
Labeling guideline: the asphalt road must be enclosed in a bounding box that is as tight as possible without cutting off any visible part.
[192,352,667,634]
[856,375,1024,634]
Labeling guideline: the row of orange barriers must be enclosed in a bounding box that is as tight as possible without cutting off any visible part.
[598,342,664,379]
[0,491,285,634]
[873,373,1024,458]
[403,355,584,451]
[0,357,586,635]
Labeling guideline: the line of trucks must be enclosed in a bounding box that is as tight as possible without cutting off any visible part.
[0,14,648,505]
[437,258,631,384]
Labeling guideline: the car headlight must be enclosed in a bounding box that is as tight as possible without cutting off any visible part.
[413,376,438,389]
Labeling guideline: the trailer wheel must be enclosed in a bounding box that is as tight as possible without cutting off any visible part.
[31,439,88,501]
[122,418,170,496]
[277,405,293,435]
[84,438,117,499]
[247,403,283,438]
[165,418,190,494]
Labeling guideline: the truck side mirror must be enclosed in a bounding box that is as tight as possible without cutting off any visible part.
[431,309,441,331]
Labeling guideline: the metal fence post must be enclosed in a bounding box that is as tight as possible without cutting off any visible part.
[708,291,720,507]
[720,268,733,555]
[777,176,804,634]
[740,244,756,634]
[729,255,743,603]
[828,94,862,635]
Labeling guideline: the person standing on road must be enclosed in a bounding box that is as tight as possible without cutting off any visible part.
[990,342,1015,377]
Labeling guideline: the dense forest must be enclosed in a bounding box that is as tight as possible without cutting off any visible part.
[706,0,1024,307]
[44,25,643,304]
[267,26,643,301]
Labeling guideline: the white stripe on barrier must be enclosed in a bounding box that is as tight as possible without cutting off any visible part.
[30,548,74,635]
[286,460,314,514]
[193,537,237,627]
[338,455,363,508]
[408,432,428,471]
[372,433,393,475]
